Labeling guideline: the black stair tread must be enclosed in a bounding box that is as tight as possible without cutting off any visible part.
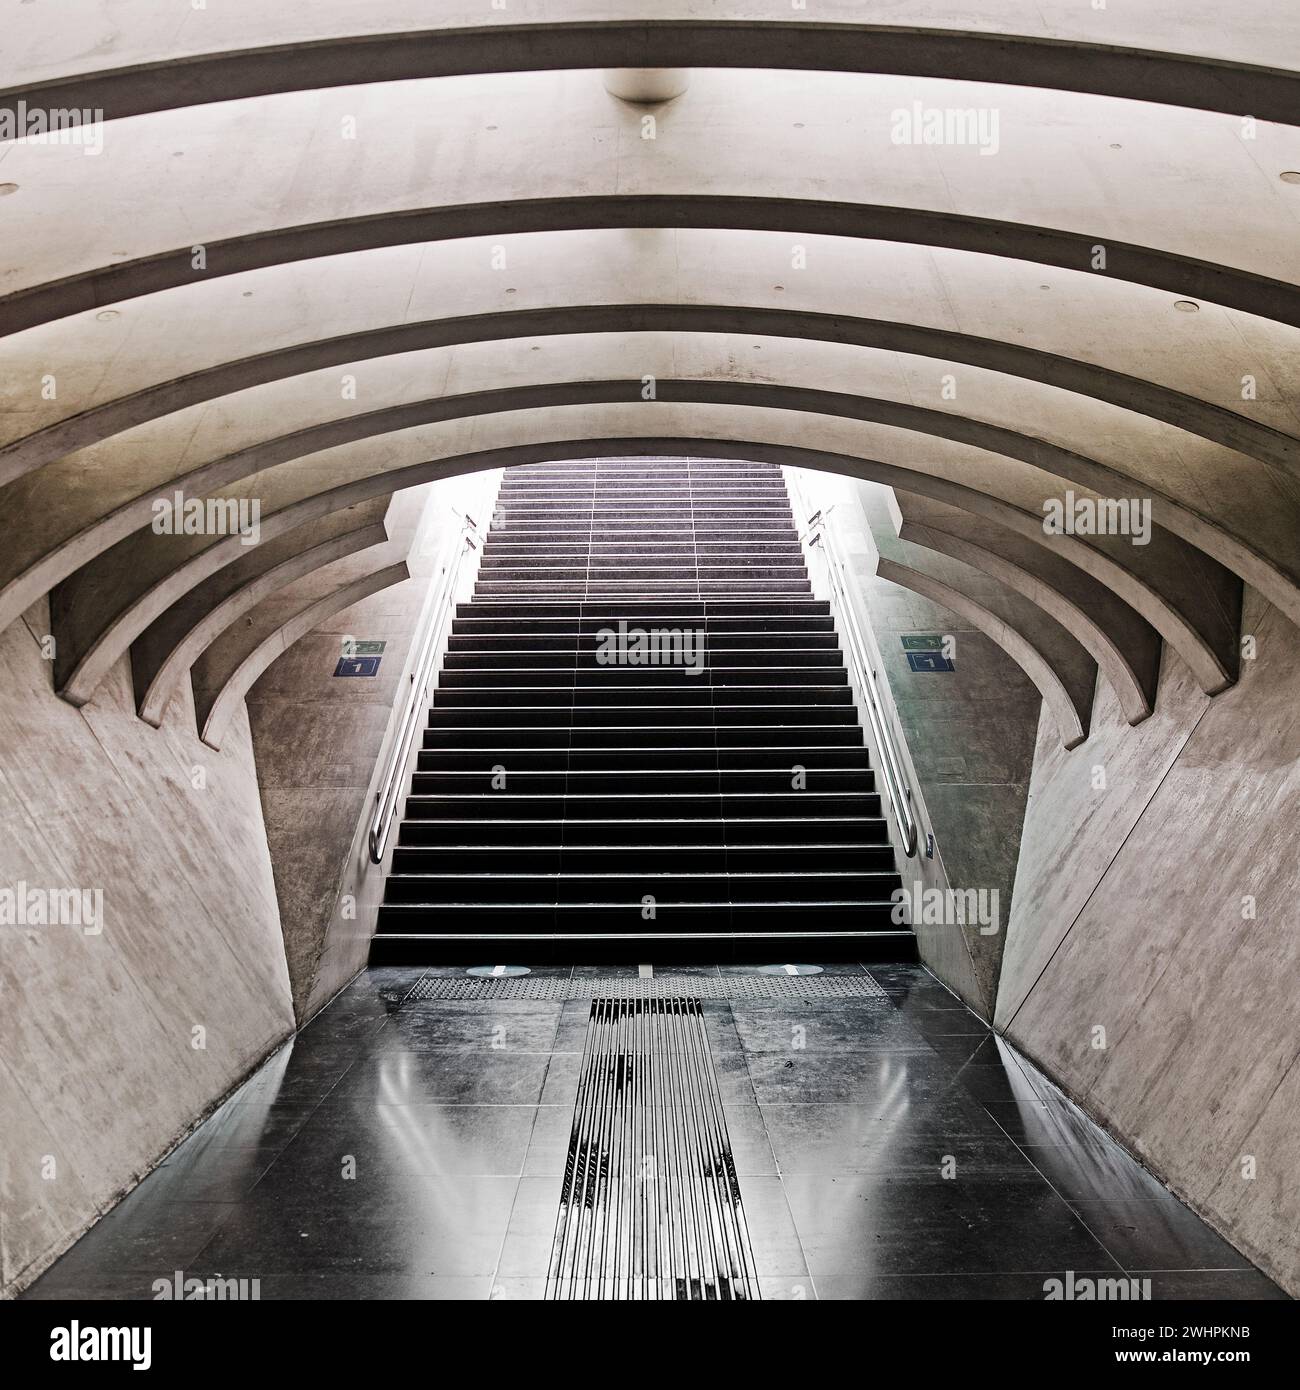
[405,767,873,778]
[378,899,901,909]
[380,867,900,878]
[393,842,891,852]
[397,812,889,820]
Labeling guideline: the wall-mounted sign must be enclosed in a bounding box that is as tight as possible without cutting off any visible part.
[900,634,944,651]
[334,656,382,678]
[906,651,955,673]
[348,640,387,656]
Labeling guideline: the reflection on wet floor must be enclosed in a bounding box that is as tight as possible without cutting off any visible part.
[23,964,1287,1301]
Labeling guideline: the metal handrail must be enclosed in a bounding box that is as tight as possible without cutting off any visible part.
[787,476,919,858]
[368,512,483,864]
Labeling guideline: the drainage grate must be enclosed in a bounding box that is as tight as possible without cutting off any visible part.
[404,973,888,1003]
[547,997,759,1300]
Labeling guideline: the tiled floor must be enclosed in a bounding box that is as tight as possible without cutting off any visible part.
[23,963,1287,1301]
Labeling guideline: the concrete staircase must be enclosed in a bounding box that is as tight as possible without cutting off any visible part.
[370,459,917,962]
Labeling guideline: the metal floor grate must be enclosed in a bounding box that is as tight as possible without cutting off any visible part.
[404,973,889,1003]
[547,997,758,1300]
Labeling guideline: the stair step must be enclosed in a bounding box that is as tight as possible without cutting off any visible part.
[415,747,871,771]
[374,901,910,934]
[422,724,867,748]
[396,816,891,847]
[390,844,896,873]
[438,665,845,684]
[442,650,844,669]
[431,686,852,710]
[409,768,873,794]
[426,704,860,727]
[402,792,884,820]
[383,870,902,905]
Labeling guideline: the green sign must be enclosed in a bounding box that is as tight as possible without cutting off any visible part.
[900,634,944,652]
[349,640,387,656]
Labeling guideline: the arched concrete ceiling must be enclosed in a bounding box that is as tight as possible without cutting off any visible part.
[890,498,1161,726]
[192,556,411,750]
[875,555,1094,750]
[3,6,1297,118]
[5,300,1300,486]
[7,235,1297,460]
[44,406,1242,706]
[4,19,1295,734]
[2,72,1298,317]
[132,504,392,727]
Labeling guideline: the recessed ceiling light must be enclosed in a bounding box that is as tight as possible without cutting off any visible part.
[773,284,785,292]
[505,286,516,294]
[1281,171,1300,185]
[0,183,18,197]
[1174,300,1200,313]
[95,309,119,321]
[1109,143,1122,150]
[793,122,805,129]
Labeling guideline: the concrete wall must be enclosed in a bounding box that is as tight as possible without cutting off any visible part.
[0,599,294,1297]
[999,587,1300,1295]
[844,479,1041,1013]
[247,578,424,1022]
[246,474,497,1023]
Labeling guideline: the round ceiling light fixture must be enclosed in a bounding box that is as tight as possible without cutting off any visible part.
[1280,171,1300,184]
[0,182,18,197]
[1173,300,1200,313]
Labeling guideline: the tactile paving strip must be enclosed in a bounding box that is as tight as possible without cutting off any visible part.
[404,972,889,1002]
[547,997,759,1300]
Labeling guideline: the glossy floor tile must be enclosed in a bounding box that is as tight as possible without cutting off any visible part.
[22,964,1287,1302]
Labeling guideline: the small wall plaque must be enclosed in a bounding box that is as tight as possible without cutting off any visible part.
[334,656,382,677]
[906,651,955,673]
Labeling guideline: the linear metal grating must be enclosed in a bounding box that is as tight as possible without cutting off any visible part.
[404,973,889,1003]
[547,997,759,1300]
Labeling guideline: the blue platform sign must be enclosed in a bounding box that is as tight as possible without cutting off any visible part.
[906,651,955,673]
[334,656,382,678]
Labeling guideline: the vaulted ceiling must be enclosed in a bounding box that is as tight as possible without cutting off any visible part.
[2,3,1297,742]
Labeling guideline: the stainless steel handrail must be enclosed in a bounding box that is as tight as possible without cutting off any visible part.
[368,512,484,864]
[787,475,919,858]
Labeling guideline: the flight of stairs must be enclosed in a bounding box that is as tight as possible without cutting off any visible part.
[370,458,918,963]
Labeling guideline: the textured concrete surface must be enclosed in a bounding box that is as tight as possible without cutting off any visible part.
[875,556,1097,750]
[999,587,1300,1295]
[32,392,1247,710]
[0,600,294,1297]
[245,476,494,1022]
[847,480,1042,1014]
[894,496,1162,724]
[6,2,1294,110]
